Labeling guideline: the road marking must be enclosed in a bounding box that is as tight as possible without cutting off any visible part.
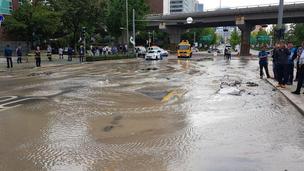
[0,96,47,112]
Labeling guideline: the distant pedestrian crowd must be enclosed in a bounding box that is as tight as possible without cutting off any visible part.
[257,41,304,95]
[3,43,129,69]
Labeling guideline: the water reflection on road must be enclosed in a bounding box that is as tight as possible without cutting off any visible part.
[0,56,303,171]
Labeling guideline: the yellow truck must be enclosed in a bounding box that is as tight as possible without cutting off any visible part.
[177,40,192,58]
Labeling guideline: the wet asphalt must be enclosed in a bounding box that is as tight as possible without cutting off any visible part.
[0,55,304,171]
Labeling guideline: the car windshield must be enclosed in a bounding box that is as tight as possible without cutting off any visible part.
[178,45,190,50]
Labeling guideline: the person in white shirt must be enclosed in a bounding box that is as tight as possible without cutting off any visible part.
[292,41,304,95]
[59,48,64,59]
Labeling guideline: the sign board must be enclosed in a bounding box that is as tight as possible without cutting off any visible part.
[0,15,4,26]
[236,16,245,25]
[159,22,166,29]
[186,17,193,24]
[257,35,270,42]
[0,15,4,22]
[130,36,135,45]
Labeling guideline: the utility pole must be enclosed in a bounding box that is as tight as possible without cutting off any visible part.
[133,9,136,53]
[219,0,222,8]
[194,32,196,46]
[277,0,284,40]
[126,0,129,53]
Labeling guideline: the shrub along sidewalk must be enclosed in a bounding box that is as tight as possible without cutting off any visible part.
[86,54,136,62]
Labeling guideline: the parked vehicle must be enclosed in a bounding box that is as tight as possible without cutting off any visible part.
[159,48,169,57]
[135,46,147,57]
[145,50,162,60]
[208,48,221,54]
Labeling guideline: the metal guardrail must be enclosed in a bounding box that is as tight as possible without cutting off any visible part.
[146,1,304,16]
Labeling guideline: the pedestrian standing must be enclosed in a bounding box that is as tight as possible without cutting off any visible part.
[295,42,304,82]
[258,45,270,79]
[35,46,41,67]
[16,44,22,64]
[67,46,73,61]
[4,44,13,68]
[47,45,52,61]
[287,42,297,85]
[292,44,304,95]
[273,41,290,88]
[79,45,85,63]
[272,43,280,80]
[59,47,64,59]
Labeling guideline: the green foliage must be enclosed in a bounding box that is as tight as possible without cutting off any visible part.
[286,24,304,46]
[181,28,217,46]
[229,28,240,49]
[3,1,60,46]
[49,0,106,48]
[105,0,149,39]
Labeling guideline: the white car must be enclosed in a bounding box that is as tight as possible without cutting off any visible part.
[145,50,161,60]
[159,48,169,57]
[135,46,146,57]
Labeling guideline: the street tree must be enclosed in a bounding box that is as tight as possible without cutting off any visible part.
[229,28,240,50]
[48,0,106,49]
[286,24,304,46]
[3,0,60,48]
[105,0,149,41]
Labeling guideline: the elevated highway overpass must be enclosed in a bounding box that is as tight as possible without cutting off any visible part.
[146,3,304,56]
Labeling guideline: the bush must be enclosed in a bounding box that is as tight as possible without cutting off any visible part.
[86,54,136,62]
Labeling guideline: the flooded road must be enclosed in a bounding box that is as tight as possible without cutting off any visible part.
[0,56,304,171]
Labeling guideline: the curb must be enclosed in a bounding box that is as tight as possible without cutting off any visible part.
[265,79,304,116]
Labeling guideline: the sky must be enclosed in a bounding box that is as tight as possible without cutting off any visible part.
[199,0,304,10]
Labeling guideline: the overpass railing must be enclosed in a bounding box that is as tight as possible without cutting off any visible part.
[146,1,304,17]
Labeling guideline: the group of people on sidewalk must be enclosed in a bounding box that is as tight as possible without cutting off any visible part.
[3,44,86,68]
[258,41,304,95]
[4,44,23,69]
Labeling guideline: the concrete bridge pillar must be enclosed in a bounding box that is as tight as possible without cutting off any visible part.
[238,24,255,56]
[165,27,186,50]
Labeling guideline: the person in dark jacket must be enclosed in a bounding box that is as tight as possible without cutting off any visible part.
[35,46,41,67]
[273,41,290,88]
[295,42,304,82]
[67,46,73,61]
[79,45,85,63]
[16,44,22,64]
[287,42,297,85]
[292,43,304,95]
[258,45,270,79]
[272,43,280,80]
[4,44,13,68]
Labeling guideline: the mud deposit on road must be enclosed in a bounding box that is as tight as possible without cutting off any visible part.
[0,57,304,171]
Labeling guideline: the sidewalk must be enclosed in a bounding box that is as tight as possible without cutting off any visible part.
[266,78,304,115]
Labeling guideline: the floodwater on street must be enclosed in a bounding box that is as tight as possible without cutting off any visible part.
[0,55,304,171]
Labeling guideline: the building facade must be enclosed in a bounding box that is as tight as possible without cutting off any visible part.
[195,1,204,12]
[146,0,170,15]
[0,0,21,15]
[170,0,195,14]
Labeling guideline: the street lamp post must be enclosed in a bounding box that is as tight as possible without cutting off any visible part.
[277,0,284,40]
[126,0,129,53]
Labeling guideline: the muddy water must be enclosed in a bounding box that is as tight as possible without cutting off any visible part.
[0,57,304,171]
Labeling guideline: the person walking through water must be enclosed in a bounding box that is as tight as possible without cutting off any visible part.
[47,45,52,61]
[35,46,41,67]
[4,44,13,68]
[273,41,290,88]
[16,44,22,64]
[258,45,270,79]
[79,45,85,63]
[292,42,304,95]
